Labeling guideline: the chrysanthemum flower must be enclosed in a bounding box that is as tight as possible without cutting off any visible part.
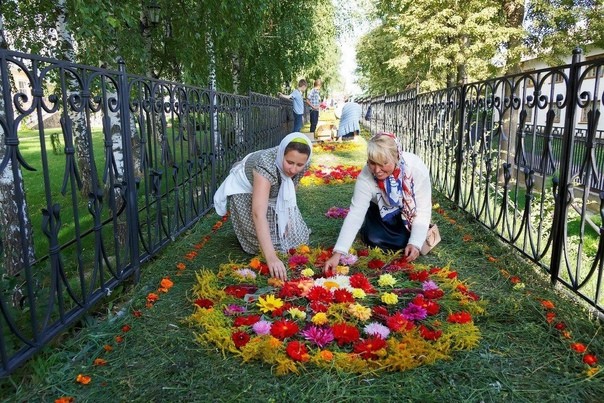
[348,303,372,321]
[353,336,387,360]
[401,303,428,321]
[257,294,284,313]
[285,341,310,362]
[339,254,358,266]
[378,274,397,287]
[252,320,272,335]
[336,265,350,275]
[311,312,328,325]
[302,326,335,347]
[232,331,251,349]
[332,322,361,346]
[270,319,300,340]
[301,268,315,277]
[364,322,391,339]
[333,289,355,303]
[381,292,399,305]
[351,288,366,299]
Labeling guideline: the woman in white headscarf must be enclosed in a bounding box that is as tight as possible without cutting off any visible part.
[214,132,313,280]
[324,132,432,272]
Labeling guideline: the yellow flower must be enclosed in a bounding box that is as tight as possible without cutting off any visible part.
[301,268,315,277]
[348,303,372,321]
[351,288,366,299]
[257,294,284,313]
[288,307,307,320]
[336,265,349,275]
[378,274,397,287]
[298,245,311,254]
[311,312,328,325]
[381,292,399,305]
[319,350,334,361]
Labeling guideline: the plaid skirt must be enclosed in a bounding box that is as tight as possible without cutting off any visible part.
[229,194,310,254]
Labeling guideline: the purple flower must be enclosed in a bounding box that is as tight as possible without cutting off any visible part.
[252,320,272,335]
[422,280,439,292]
[401,303,428,321]
[363,322,391,339]
[325,207,349,219]
[301,326,335,348]
[339,254,358,266]
[223,304,247,316]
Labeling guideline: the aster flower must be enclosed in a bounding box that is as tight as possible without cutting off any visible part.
[252,320,272,335]
[302,326,335,348]
[364,322,391,339]
[401,303,428,321]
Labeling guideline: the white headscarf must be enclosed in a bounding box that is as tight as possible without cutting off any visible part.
[274,132,312,239]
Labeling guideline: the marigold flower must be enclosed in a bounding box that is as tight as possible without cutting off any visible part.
[158,277,174,293]
[381,292,399,305]
[510,276,521,284]
[462,234,473,241]
[487,256,497,262]
[378,274,397,288]
[257,294,284,313]
[75,374,92,385]
[267,278,284,287]
[298,245,311,254]
[93,358,107,366]
[348,303,372,321]
[55,397,74,403]
[311,312,328,326]
[249,258,261,270]
[176,262,186,271]
[571,343,587,353]
[103,344,113,352]
[545,312,556,323]
[319,350,334,361]
[115,335,124,343]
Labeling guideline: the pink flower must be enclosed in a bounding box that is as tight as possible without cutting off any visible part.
[288,254,309,267]
[401,303,428,321]
[363,322,391,339]
[223,304,247,316]
[422,280,439,292]
[325,207,349,219]
[301,326,335,348]
[339,254,358,266]
[252,320,272,335]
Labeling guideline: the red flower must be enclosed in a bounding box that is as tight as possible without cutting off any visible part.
[545,312,556,323]
[570,343,587,353]
[372,305,389,320]
[412,294,440,315]
[510,276,521,284]
[285,341,310,362]
[418,325,442,341]
[288,254,309,267]
[349,273,375,293]
[194,298,214,309]
[353,336,387,360]
[121,324,131,333]
[386,313,415,332]
[224,285,258,299]
[446,271,458,279]
[358,249,369,257]
[408,270,430,282]
[583,354,598,366]
[554,322,566,331]
[132,310,142,318]
[423,289,445,299]
[233,315,261,327]
[270,319,300,340]
[310,301,329,313]
[332,322,361,346]
[278,282,302,299]
[367,259,385,270]
[232,331,250,349]
[333,289,355,303]
[306,286,334,303]
[447,311,473,324]
[272,302,292,317]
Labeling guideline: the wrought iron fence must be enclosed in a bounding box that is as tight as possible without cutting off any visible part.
[0,49,292,376]
[359,49,604,315]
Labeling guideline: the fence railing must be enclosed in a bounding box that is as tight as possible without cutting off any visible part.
[358,48,604,315]
[0,49,292,377]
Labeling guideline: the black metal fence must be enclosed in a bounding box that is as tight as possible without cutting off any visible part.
[359,48,604,315]
[0,49,292,377]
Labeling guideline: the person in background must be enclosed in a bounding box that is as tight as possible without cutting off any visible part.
[279,80,307,132]
[307,79,322,133]
[214,133,313,280]
[336,95,362,141]
[324,132,432,273]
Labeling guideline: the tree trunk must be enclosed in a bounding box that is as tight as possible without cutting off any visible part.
[207,33,221,151]
[55,0,96,197]
[232,54,245,145]
[0,12,35,276]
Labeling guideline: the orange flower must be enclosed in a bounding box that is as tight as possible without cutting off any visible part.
[212,221,223,231]
[545,312,556,323]
[146,292,159,307]
[487,256,497,262]
[267,278,284,287]
[121,324,131,333]
[583,354,598,366]
[115,335,124,343]
[541,300,555,310]
[158,277,174,293]
[93,358,107,366]
[571,342,587,353]
[510,276,521,284]
[176,262,186,271]
[55,397,74,403]
[103,344,113,352]
[462,234,473,242]
[75,374,91,385]
[249,258,261,270]
[319,350,334,361]
[184,251,198,260]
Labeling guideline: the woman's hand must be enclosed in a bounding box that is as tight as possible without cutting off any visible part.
[323,252,341,275]
[404,244,420,262]
[267,255,288,281]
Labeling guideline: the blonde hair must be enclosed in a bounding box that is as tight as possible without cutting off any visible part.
[367,135,398,165]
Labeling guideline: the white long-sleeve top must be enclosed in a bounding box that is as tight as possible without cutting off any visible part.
[333,152,432,254]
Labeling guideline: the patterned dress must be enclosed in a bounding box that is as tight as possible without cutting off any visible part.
[229,147,310,254]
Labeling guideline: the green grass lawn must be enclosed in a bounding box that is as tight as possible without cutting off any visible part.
[1,121,603,402]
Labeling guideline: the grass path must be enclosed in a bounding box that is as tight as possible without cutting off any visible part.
[1,113,603,402]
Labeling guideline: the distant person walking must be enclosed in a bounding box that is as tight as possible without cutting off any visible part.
[279,79,308,132]
[307,79,322,133]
